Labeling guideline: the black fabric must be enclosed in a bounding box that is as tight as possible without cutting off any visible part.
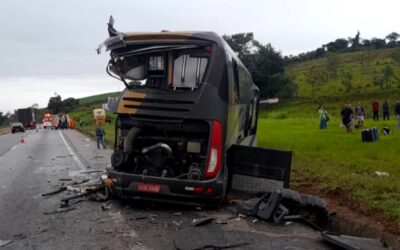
[341,107,353,126]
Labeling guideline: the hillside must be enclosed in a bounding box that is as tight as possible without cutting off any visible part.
[287,48,400,99]
[78,91,120,105]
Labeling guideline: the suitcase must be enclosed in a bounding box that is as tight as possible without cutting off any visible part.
[362,129,373,142]
[362,128,379,142]
[371,127,379,141]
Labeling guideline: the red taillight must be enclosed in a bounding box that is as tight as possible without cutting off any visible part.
[204,120,222,179]
[203,46,212,54]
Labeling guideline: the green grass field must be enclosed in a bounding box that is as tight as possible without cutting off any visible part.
[258,108,400,221]
[287,48,400,98]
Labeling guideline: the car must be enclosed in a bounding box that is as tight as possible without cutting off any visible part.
[11,122,25,133]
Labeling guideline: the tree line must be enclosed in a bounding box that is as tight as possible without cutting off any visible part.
[47,95,79,114]
[284,31,400,64]
[223,33,297,99]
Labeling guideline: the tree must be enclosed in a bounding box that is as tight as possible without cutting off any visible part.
[372,65,395,89]
[392,48,400,66]
[386,32,399,46]
[326,53,338,78]
[341,71,353,92]
[325,38,349,52]
[222,33,255,59]
[304,66,326,98]
[62,98,79,113]
[47,95,62,114]
[0,112,8,125]
[349,30,361,51]
[369,38,386,49]
[382,65,394,87]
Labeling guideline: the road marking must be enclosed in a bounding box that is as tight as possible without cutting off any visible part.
[11,145,18,150]
[58,130,86,171]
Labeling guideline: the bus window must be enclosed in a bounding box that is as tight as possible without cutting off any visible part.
[232,60,240,101]
[173,54,208,89]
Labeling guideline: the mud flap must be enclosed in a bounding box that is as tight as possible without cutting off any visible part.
[227,145,292,193]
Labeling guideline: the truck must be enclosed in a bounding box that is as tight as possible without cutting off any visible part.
[42,113,52,129]
[93,109,106,125]
[98,17,292,205]
[16,107,36,129]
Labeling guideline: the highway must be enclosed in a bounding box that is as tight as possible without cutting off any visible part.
[0,129,334,249]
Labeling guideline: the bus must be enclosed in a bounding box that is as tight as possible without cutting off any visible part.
[98,17,290,205]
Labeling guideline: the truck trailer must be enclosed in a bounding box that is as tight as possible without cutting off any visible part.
[16,107,36,129]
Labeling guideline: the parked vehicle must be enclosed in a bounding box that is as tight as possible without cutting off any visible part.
[16,107,36,129]
[11,122,25,133]
[98,17,289,205]
[42,113,52,129]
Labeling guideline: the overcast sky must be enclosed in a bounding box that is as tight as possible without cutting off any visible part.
[1,0,399,113]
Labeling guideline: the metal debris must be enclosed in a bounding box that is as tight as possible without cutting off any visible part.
[191,217,214,227]
[44,207,76,215]
[0,239,13,247]
[41,187,67,197]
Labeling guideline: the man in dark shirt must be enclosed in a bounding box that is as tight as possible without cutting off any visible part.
[341,103,354,133]
[395,99,400,131]
[382,100,390,120]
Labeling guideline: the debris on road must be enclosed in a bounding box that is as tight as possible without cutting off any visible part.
[59,178,72,181]
[0,239,13,247]
[236,188,331,228]
[101,201,112,211]
[321,231,387,250]
[44,207,76,215]
[191,217,214,227]
[41,187,67,197]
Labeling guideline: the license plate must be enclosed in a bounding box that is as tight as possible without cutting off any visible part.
[137,183,160,193]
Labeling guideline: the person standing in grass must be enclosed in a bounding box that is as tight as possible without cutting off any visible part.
[318,105,329,129]
[354,103,365,129]
[395,99,400,131]
[383,100,390,120]
[95,124,106,149]
[372,100,380,121]
[341,103,353,133]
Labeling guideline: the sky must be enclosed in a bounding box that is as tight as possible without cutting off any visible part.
[1,0,399,113]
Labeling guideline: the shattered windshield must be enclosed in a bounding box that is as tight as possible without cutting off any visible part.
[107,45,212,91]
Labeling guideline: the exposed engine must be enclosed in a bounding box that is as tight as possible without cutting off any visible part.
[111,119,209,180]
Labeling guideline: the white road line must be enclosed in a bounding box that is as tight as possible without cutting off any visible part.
[10,145,18,150]
[58,130,86,171]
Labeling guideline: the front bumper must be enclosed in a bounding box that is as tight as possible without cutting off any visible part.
[107,168,224,206]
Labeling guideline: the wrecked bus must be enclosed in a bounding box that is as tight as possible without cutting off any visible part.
[98,17,290,205]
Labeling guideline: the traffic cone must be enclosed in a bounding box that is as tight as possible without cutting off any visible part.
[20,136,25,143]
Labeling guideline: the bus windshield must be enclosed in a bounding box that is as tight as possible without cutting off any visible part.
[108,45,212,91]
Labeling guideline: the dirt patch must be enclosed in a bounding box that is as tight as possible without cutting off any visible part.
[294,184,400,248]
[0,127,9,136]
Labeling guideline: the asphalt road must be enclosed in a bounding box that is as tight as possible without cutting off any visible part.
[0,128,335,249]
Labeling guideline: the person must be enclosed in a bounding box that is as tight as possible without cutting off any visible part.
[341,103,353,133]
[382,100,390,120]
[96,124,106,149]
[372,100,380,121]
[395,99,400,131]
[354,103,365,129]
[317,105,329,129]
[79,119,83,128]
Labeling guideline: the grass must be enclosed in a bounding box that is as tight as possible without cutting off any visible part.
[69,109,117,147]
[287,48,400,98]
[257,108,400,221]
